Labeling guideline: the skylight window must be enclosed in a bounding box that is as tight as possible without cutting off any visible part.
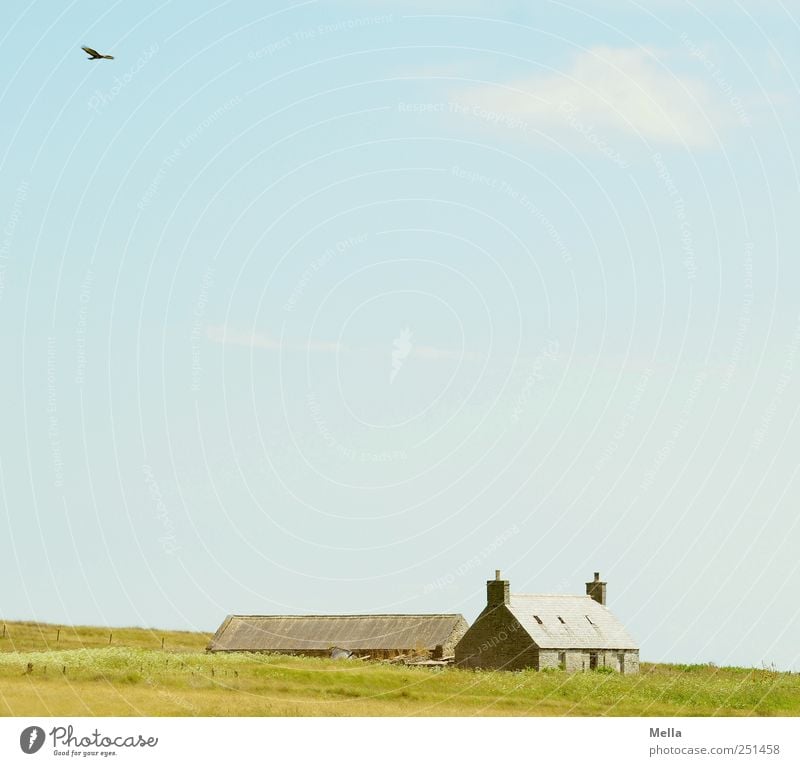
[558,616,566,624]
[533,615,543,624]
[586,615,595,625]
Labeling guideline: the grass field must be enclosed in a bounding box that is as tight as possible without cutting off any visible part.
[1,620,797,716]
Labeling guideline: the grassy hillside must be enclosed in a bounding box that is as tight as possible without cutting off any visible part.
[0,619,210,653]
[0,620,796,716]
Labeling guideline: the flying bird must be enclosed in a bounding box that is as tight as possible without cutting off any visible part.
[81,46,114,60]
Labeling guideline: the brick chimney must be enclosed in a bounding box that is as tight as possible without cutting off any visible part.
[487,569,510,607]
[586,572,607,605]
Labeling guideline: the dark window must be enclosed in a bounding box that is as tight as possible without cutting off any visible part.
[589,652,598,670]
[558,652,566,670]
[533,615,543,624]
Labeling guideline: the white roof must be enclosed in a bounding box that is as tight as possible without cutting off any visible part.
[507,594,638,650]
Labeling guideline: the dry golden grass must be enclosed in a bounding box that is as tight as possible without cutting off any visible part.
[0,620,209,653]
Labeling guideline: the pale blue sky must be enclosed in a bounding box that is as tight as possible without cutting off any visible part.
[1,0,799,670]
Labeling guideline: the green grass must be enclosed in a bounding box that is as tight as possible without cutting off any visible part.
[0,620,797,716]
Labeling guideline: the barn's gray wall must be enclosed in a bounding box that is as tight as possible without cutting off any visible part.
[439,617,469,657]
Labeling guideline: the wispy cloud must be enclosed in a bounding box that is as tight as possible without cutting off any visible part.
[452,46,729,148]
[411,345,482,361]
[206,325,342,353]
[390,327,413,383]
[206,324,484,362]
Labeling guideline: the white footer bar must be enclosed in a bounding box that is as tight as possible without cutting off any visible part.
[1,717,795,765]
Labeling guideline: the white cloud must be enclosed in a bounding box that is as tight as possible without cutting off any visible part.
[206,325,342,353]
[411,345,482,361]
[452,46,728,148]
[206,325,485,361]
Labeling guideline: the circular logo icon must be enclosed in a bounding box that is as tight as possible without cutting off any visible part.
[19,726,45,754]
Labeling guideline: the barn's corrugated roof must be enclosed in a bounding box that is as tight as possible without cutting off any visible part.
[507,595,638,650]
[207,614,467,652]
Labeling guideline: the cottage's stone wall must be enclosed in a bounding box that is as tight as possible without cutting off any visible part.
[455,611,640,674]
[621,649,639,674]
[559,649,639,674]
[538,650,559,670]
[454,606,539,670]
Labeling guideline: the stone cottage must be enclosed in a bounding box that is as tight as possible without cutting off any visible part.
[454,571,639,674]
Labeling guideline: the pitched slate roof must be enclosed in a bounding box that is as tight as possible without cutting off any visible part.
[207,614,467,652]
[507,594,638,650]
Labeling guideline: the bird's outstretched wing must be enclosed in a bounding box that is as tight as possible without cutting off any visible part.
[82,46,101,58]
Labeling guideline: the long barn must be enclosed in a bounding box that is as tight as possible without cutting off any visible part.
[207,613,468,659]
